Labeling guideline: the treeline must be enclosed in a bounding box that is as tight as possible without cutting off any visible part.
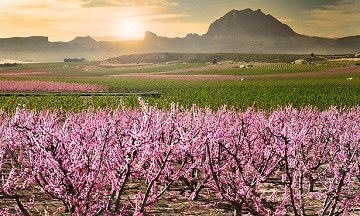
[0,63,21,67]
[105,53,356,64]
[64,58,86,62]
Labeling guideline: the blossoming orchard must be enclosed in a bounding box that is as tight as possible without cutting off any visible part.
[0,99,359,215]
[0,80,108,92]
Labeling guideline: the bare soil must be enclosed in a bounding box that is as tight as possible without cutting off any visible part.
[2,176,359,215]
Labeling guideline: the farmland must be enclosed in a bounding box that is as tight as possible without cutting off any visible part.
[0,56,360,215]
[0,59,359,111]
[162,63,336,76]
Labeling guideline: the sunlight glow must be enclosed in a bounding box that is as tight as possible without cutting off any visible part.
[119,19,144,40]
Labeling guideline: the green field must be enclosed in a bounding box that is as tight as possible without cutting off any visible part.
[163,63,337,76]
[0,62,206,78]
[0,60,359,112]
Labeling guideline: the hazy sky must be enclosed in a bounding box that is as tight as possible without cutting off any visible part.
[1,0,359,41]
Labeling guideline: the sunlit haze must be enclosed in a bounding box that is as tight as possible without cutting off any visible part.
[119,19,144,40]
[1,0,359,41]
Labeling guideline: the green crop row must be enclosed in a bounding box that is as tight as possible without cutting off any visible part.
[1,74,359,112]
[1,60,359,112]
[164,63,337,76]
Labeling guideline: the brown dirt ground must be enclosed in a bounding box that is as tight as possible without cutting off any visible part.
[2,176,359,215]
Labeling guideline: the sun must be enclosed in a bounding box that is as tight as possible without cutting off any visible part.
[119,19,143,40]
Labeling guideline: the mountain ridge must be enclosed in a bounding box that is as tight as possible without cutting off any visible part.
[205,9,297,37]
[1,8,359,62]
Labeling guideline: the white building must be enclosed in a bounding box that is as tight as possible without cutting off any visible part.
[294,59,308,64]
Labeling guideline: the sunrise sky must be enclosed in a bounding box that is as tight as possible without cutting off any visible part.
[1,0,359,42]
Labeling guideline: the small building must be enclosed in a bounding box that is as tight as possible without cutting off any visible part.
[294,59,308,64]
[355,53,360,57]
[237,64,254,68]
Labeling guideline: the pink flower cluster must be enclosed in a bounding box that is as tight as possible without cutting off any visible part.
[0,80,108,92]
[0,100,359,215]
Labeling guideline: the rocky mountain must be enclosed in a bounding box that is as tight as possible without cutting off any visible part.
[1,8,359,62]
[206,9,297,37]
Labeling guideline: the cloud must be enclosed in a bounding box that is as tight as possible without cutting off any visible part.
[145,13,184,23]
[81,0,179,7]
[276,17,295,24]
[0,0,186,41]
[271,0,343,10]
[1,0,359,41]
[303,0,360,37]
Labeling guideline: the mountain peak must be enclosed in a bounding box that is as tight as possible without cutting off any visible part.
[205,8,297,37]
[229,8,262,14]
[69,36,98,49]
[144,31,158,40]
[71,36,97,43]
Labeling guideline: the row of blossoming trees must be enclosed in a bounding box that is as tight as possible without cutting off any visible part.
[0,80,108,92]
[0,99,359,215]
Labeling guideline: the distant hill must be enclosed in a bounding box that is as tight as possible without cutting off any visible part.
[105,53,323,64]
[69,36,99,49]
[94,36,125,42]
[1,8,360,62]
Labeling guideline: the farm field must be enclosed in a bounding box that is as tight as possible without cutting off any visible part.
[161,63,337,76]
[0,62,206,78]
[0,60,359,111]
[0,58,360,215]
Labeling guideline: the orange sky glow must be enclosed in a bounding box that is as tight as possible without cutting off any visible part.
[1,0,359,41]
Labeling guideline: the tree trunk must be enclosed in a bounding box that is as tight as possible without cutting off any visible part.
[308,176,315,192]
[233,204,242,216]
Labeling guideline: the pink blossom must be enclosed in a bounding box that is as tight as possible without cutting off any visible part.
[0,103,359,215]
[0,80,108,92]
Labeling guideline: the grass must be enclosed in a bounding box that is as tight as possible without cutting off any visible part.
[155,76,360,110]
[0,61,96,72]
[163,63,337,76]
[1,75,359,112]
[0,62,206,78]
[58,63,205,77]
